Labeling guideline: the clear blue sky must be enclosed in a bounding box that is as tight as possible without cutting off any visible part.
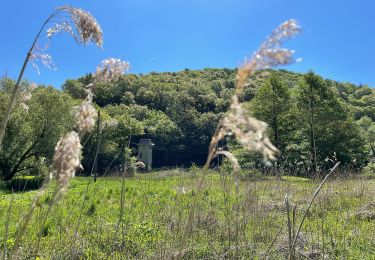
[1,0,374,88]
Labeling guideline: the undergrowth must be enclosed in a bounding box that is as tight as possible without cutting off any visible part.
[1,170,375,259]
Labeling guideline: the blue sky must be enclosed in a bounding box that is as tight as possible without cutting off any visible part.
[0,0,374,88]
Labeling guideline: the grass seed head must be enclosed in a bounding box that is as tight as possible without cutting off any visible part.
[55,5,103,48]
[95,58,130,83]
[219,95,279,163]
[237,19,300,91]
[74,90,97,134]
[52,131,82,191]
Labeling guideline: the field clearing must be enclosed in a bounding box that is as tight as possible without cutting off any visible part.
[1,170,375,259]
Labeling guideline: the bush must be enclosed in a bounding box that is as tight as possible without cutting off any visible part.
[364,162,375,175]
[6,176,44,191]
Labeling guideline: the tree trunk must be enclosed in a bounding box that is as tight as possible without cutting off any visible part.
[1,127,46,181]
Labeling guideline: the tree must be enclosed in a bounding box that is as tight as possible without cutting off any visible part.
[0,86,74,181]
[251,74,292,152]
[295,71,366,175]
[357,116,375,161]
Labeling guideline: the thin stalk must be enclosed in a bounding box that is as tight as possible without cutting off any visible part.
[91,110,102,182]
[288,162,340,259]
[285,195,292,253]
[3,190,14,260]
[33,188,59,257]
[9,178,51,259]
[112,164,127,250]
[112,137,131,251]
[69,180,91,253]
[0,12,58,151]
[177,124,221,258]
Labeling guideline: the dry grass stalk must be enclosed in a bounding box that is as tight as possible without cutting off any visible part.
[207,19,300,171]
[54,5,103,48]
[52,131,83,194]
[0,5,103,151]
[288,162,340,260]
[9,55,129,257]
[179,19,301,258]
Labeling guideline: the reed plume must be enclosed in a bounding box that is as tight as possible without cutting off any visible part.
[0,5,103,151]
[95,58,130,83]
[179,20,301,257]
[207,19,301,169]
[52,131,83,193]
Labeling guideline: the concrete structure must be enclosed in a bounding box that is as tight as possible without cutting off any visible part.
[137,139,154,171]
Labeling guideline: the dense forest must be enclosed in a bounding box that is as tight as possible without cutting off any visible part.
[1,68,374,180]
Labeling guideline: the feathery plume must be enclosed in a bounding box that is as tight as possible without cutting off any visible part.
[208,19,300,166]
[30,5,103,73]
[237,19,300,92]
[52,131,82,192]
[95,58,130,82]
[55,5,103,48]
[18,82,37,103]
[74,88,97,134]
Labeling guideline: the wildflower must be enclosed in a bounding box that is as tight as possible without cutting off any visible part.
[95,58,130,82]
[52,131,82,191]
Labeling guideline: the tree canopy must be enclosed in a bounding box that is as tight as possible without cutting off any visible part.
[1,68,374,180]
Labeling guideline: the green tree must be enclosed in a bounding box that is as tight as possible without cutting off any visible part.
[357,116,375,161]
[296,71,365,175]
[0,86,74,181]
[251,74,292,152]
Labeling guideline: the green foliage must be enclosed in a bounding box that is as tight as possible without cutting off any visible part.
[294,71,366,173]
[2,173,375,258]
[5,176,44,191]
[0,83,75,181]
[1,68,374,179]
[250,73,293,154]
[59,68,374,174]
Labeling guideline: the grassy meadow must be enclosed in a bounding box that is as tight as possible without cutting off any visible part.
[2,170,375,259]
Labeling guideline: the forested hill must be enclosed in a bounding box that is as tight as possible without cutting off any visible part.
[62,68,375,174]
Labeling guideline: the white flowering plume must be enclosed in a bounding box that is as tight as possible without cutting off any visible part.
[237,19,300,92]
[29,5,103,74]
[52,131,82,191]
[217,96,279,162]
[74,88,97,134]
[208,19,300,169]
[19,82,37,103]
[95,58,130,83]
[52,5,103,48]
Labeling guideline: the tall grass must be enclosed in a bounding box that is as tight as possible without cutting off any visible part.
[2,5,373,260]
[0,5,103,152]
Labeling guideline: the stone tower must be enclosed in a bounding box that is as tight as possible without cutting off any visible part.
[137,139,154,171]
